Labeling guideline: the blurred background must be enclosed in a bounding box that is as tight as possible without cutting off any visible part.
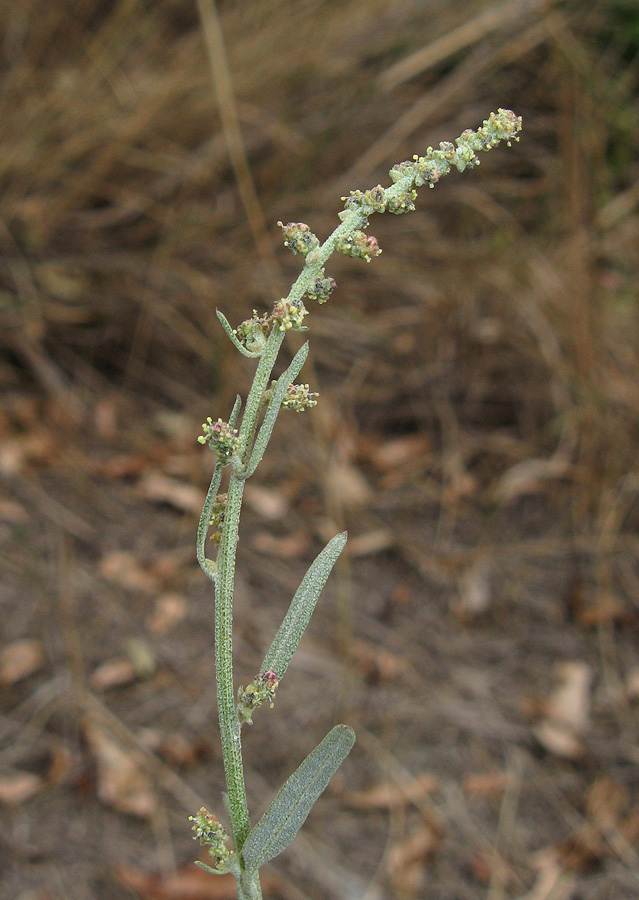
[1,1,639,898]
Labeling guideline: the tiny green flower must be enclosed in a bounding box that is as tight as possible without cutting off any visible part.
[198,417,239,463]
[270,296,309,331]
[278,221,320,258]
[386,188,417,214]
[208,493,227,545]
[336,230,382,262]
[281,382,318,412]
[342,184,387,214]
[189,807,234,872]
[234,310,270,355]
[237,670,279,725]
[306,272,336,303]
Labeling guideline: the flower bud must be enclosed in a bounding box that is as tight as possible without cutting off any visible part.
[281,382,318,412]
[234,309,270,354]
[189,807,234,872]
[278,221,320,258]
[336,230,382,263]
[237,670,279,724]
[198,418,239,463]
[306,272,336,303]
[208,493,227,545]
[270,297,309,331]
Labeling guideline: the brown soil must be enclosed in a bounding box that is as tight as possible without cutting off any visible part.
[1,2,639,899]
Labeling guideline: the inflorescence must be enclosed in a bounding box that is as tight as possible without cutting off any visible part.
[192,109,522,900]
[189,807,235,873]
[237,670,279,725]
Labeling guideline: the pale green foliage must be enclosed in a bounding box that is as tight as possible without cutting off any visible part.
[241,725,356,870]
[262,531,348,680]
[193,110,521,900]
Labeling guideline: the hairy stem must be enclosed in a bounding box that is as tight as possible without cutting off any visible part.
[214,327,286,856]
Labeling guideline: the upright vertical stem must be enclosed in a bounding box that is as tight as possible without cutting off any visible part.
[215,469,248,848]
[214,327,285,855]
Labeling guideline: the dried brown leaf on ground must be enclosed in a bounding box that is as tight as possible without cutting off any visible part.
[139,471,204,515]
[557,776,637,871]
[90,639,156,690]
[625,667,639,702]
[462,770,514,798]
[139,729,211,769]
[524,849,577,900]
[0,772,44,806]
[0,638,46,685]
[347,528,394,557]
[364,433,432,473]
[0,429,59,475]
[251,530,311,559]
[146,593,187,634]
[468,849,513,889]
[348,638,410,683]
[343,772,438,810]
[325,458,373,509]
[574,591,628,628]
[454,560,492,621]
[387,826,440,897]
[83,720,157,819]
[532,661,592,759]
[244,484,289,520]
[0,497,28,523]
[493,456,572,504]
[90,657,138,692]
[99,551,161,594]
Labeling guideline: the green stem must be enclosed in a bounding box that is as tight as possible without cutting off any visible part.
[238,870,263,900]
[214,326,286,858]
[237,328,286,460]
[215,469,248,848]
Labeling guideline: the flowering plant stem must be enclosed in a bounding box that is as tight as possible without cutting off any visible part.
[215,331,285,848]
[192,110,522,900]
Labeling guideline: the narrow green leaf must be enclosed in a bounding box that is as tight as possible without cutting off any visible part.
[241,725,355,871]
[195,857,241,878]
[262,531,347,679]
[229,394,242,429]
[196,396,242,580]
[196,460,223,580]
[217,310,262,358]
[244,342,309,478]
[194,861,221,875]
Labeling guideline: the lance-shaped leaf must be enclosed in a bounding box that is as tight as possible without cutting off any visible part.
[241,724,355,871]
[217,310,263,358]
[196,396,242,580]
[244,342,309,478]
[262,531,347,679]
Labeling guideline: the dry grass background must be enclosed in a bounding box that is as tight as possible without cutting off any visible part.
[1,1,639,899]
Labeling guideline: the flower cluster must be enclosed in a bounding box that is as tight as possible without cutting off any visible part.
[237,670,279,725]
[386,188,417,214]
[280,382,318,412]
[343,184,386,214]
[198,418,239,462]
[189,807,234,872]
[341,184,417,217]
[234,309,270,355]
[208,493,227,545]
[271,296,309,331]
[389,108,522,188]
[305,272,336,303]
[336,230,382,262]
[278,221,320,258]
